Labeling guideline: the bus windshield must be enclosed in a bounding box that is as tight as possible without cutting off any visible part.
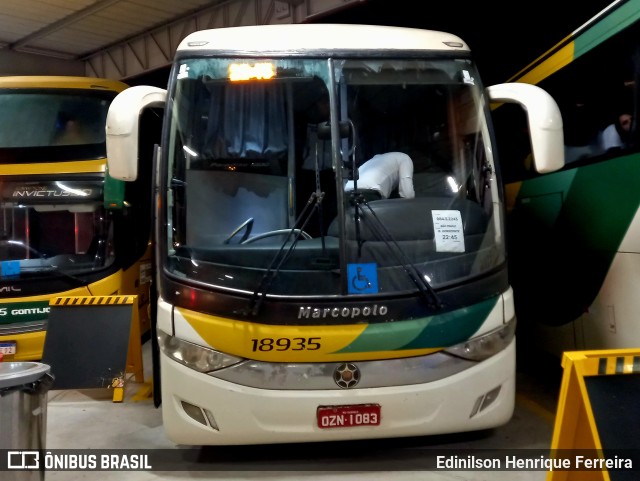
[166,56,503,298]
[0,90,115,162]
[0,179,115,278]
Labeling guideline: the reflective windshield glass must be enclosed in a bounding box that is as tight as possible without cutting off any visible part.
[0,180,115,278]
[165,57,504,298]
[0,90,115,162]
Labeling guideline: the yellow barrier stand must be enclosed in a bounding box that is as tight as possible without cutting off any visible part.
[45,295,144,403]
[111,295,144,402]
[547,348,640,481]
[125,296,144,384]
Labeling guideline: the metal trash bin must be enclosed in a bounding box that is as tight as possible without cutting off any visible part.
[0,362,53,480]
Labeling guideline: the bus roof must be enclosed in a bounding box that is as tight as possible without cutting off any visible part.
[0,76,128,92]
[508,0,638,84]
[177,24,470,55]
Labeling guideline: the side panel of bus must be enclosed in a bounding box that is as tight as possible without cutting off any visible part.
[497,9,640,355]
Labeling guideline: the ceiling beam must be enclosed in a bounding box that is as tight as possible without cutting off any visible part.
[84,0,367,80]
[9,0,123,51]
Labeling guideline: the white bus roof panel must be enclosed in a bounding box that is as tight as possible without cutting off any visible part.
[177,24,470,55]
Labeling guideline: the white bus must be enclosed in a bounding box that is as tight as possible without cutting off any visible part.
[105,24,564,445]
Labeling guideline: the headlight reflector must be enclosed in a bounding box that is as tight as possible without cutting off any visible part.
[158,330,244,372]
[445,318,516,361]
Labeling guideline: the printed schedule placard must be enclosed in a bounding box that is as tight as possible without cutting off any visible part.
[432,210,465,252]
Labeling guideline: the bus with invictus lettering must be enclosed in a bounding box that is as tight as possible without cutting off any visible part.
[0,76,156,360]
[105,24,564,445]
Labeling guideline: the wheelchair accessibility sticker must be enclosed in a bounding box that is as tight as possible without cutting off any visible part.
[347,263,378,294]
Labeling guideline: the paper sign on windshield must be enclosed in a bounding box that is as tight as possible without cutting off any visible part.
[432,210,465,252]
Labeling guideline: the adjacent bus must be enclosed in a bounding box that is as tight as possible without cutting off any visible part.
[105,24,564,445]
[493,0,640,357]
[0,76,155,361]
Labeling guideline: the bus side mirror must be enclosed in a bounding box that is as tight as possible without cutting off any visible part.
[106,86,167,181]
[487,82,565,173]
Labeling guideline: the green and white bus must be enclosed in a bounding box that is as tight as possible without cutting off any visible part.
[105,24,563,445]
[494,0,640,356]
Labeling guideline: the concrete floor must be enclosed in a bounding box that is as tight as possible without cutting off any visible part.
[39,340,561,481]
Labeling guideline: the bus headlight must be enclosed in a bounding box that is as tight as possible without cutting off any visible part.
[444,318,516,361]
[158,331,244,373]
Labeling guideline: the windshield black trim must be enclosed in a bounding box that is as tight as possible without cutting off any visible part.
[161,265,507,326]
[0,144,107,164]
[0,262,120,299]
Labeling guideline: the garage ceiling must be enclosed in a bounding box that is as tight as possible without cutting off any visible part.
[0,0,224,59]
[0,0,619,85]
[0,0,364,80]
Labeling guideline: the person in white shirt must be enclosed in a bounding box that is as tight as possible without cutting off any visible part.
[599,113,632,151]
[344,152,415,199]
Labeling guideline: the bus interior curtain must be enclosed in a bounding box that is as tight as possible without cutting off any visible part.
[204,83,288,159]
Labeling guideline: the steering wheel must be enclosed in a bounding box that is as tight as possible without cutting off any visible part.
[223,218,254,244]
[241,229,312,244]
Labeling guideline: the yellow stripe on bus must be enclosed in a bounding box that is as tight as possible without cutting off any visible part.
[0,159,106,176]
[0,76,128,92]
[517,43,575,86]
[504,182,523,214]
[177,307,441,362]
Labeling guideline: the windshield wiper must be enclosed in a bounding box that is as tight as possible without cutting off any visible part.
[246,191,324,316]
[1,236,98,289]
[16,261,93,289]
[45,264,93,288]
[350,193,443,310]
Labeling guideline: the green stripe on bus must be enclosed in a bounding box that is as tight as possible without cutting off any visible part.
[574,0,640,60]
[518,153,640,253]
[334,296,498,353]
[0,301,50,324]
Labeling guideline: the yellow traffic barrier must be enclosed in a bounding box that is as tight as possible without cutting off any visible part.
[548,348,640,481]
[43,295,144,403]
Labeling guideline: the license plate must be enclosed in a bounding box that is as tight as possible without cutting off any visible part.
[317,404,381,429]
[0,342,16,355]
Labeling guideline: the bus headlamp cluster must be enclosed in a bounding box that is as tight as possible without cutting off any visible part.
[158,331,244,372]
[444,318,516,362]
